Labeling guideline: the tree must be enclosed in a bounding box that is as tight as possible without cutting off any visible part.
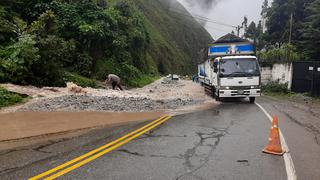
[242,16,248,29]
[243,21,265,51]
[256,21,266,50]
[241,16,248,36]
[0,10,75,86]
[0,33,40,84]
[265,0,294,47]
[261,0,269,18]
[0,4,27,45]
[291,0,314,45]
[264,0,315,47]
[300,0,320,60]
[245,21,257,40]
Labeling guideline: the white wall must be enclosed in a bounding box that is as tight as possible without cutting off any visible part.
[261,63,293,89]
[261,67,272,84]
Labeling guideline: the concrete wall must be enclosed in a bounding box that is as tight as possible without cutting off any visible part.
[261,63,293,89]
[261,67,272,84]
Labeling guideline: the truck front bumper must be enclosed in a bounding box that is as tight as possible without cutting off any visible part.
[219,89,261,98]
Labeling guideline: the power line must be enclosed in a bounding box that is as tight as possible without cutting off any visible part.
[168,9,235,36]
[204,24,233,33]
[168,8,237,29]
[170,9,236,28]
[160,4,237,37]
[180,10,237,28]
[166,9,237,39]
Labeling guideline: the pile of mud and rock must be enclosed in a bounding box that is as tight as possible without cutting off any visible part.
[2,78,212,112]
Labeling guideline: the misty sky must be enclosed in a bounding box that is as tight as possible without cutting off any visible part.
[177,0,266,39]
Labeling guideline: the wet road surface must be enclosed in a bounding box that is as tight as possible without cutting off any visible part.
[0,98,293,180]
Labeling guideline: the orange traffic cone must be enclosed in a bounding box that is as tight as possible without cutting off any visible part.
[263,116,285,156]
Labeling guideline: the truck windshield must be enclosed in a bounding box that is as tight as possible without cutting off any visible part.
[219,58,260,77]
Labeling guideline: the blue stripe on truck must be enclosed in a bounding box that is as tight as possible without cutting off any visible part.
[209,46,229,53]
[237,44,254,51]
[209,44,254,55]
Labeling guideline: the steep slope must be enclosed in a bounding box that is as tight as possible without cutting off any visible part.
[0,0,212,88]
[134,0,213,74]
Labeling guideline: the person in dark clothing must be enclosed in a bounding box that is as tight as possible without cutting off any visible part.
[105,74,123,90]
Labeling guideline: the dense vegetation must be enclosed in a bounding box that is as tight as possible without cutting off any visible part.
[240,0,320,63]
[0,0,212,87]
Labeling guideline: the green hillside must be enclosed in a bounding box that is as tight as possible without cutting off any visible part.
[0,0,212,87]
[134,0,213,74]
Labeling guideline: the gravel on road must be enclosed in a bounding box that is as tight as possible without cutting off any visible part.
[17,95,202,112]
[2,78,213,112]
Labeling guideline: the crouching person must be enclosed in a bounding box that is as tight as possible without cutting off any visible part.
[105,74,123,90]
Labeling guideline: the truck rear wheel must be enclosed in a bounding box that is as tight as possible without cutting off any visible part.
[212,87,216,98]
[249,97,255,103]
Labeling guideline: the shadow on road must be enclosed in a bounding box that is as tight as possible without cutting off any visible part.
[219,97,251,104]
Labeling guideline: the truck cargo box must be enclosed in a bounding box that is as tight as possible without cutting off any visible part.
[208,34,255,58]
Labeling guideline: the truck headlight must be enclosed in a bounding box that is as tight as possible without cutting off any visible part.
[220,86,230,90]
[251,85,260,89]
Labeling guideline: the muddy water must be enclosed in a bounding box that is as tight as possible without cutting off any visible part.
[0,100,218,151]
[166,100,218,116]
[0,101,218,142]
[0,111,165,142]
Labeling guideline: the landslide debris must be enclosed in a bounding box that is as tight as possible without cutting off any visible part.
[2,78,212,112]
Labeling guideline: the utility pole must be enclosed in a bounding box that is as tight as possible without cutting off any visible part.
[288,12,293,62]
[289,12,293,44]
[236,26,241,37]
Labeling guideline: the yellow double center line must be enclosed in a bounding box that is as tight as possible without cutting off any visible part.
[29,115,172,180]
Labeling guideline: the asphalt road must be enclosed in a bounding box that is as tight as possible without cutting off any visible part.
[0,97,319,180]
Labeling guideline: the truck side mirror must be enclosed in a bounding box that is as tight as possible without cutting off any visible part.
[213,62,218,73]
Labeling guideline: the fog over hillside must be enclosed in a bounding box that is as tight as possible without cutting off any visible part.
[177,0,265,39]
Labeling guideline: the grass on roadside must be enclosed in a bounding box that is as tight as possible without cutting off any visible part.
[63,72,97,88]
[262,81,296,100]
[262,82,320,102]
[127,75,160,88]
[0,87,28,108]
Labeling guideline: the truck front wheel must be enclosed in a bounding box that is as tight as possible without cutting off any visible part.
[215,96,220,102]
[249,97,255,103]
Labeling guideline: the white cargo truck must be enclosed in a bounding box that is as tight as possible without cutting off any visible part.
[199,34,261,103]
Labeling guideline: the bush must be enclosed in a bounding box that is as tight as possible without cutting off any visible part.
[93,59,115,81]
[262,81,290,93]
[74,53,93,77]
[258,43,301,67]
[0,87,26,108]
[0,33,40,84]
[63,72,96,88]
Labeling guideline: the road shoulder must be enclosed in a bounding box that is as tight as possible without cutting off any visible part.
[257,96,320,180]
